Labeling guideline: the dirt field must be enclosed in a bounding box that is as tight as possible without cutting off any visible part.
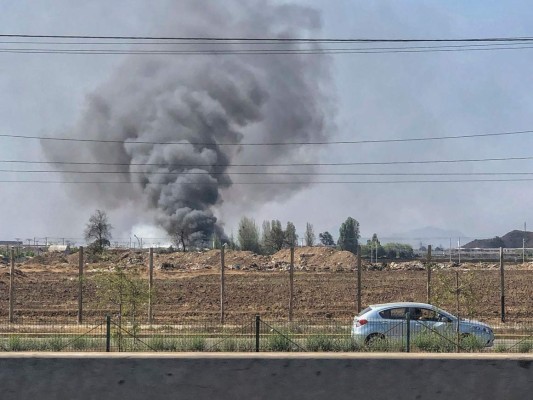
[0,248,532,324]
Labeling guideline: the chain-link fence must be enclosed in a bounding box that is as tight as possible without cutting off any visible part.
[0,315,532,353]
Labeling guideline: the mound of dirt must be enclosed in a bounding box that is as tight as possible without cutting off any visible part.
[271,247,357,271]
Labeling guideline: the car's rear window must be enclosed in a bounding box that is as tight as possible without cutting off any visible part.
[358,307,372,316]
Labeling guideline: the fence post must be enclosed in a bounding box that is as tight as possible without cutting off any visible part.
[405,312,411,353]
[148,247,154,324]
[289,247,294,322]
[455,271,460,352]
[357,245,362,313]
[106,315,111,352]
[77,246,84,324]
[255,315,260,352]
[220,244,225,325]
[500,247,505,323]
[9,247,15,323]
[426,245,432,304]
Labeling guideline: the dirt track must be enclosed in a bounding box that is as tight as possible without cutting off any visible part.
[0,248,532,323]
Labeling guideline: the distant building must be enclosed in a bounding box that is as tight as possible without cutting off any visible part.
[0,241,23,246]
[48,244,71,253]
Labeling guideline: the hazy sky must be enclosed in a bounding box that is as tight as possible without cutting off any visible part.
[1,0,533,246]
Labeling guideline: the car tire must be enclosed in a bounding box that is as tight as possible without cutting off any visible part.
[365,333,385,345]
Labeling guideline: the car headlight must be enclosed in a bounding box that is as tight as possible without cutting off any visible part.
[472,326,492,334]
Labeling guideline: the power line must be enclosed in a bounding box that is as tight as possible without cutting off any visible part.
[1,129,531,146]
[3,45,533,56]
[2,41,532,48]
[2,34,533,42]
[3,178,533,185]
[2,155,533,167]
[3,169,533,176]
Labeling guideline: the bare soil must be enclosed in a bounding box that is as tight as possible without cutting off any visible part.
[0,247,532,324]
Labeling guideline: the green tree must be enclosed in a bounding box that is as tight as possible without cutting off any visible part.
[270,220,285,251]
[337,217,360,254]
[238,217,260,253]
[261,220,275,254]
[84,209,113,253]
[284,222,298,248]
[304,222,315,247]
[93,267,151,347]
[319,231,335,246]
[367,233,385,258]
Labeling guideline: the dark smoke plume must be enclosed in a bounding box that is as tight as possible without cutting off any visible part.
[42,0,334,245]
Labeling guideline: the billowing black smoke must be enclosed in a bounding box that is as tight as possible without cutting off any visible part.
[42,0,334,245]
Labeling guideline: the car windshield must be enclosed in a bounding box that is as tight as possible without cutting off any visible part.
[435,307,457,321]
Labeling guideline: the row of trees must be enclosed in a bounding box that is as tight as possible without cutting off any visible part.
[83,210,413,259]
[233,216,362,255]
[362,233,415,259]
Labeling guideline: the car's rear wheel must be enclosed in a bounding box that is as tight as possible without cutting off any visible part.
[365,333,385,346]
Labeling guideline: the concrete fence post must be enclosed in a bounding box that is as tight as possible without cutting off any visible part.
[455,271,460,352]
[426,245,432,304]
[289,247,294,322]
[77,246,84,324]
[357,245,362,313]
[148,248,154,324]
[9,247,15,323]
[220,244,225,325]
[500,247,505,323]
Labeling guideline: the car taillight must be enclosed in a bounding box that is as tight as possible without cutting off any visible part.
[357,319,367,327]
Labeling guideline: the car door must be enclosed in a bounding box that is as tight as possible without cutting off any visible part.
[409,307,440,336]
[378,307,408,339]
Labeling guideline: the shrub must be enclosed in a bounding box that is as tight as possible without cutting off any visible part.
[517,340,533,353]
[413,332,455,353]
[266,333,293,352]
[220,337,254,352]
[461,335,485,352]
[7,335,23,351]
[44,336,64,352]
[189,336,206,352]
[148,336,178,351]
[306,335,336,352]
[364,335,404,352]
[494,344,508,353]
[333,337,362,352]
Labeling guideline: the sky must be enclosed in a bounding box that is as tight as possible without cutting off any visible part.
[1,0,533,247]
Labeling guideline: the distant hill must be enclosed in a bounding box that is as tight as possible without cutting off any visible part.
[464,230,533,248]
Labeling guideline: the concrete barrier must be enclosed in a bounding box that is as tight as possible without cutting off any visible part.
[0,353,532,399]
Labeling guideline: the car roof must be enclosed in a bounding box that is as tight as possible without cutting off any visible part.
[368,302,436,310]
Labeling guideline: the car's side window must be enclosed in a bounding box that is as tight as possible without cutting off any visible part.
[437,313,452,323]
[379,307,408,320]
[418,308,438,321]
